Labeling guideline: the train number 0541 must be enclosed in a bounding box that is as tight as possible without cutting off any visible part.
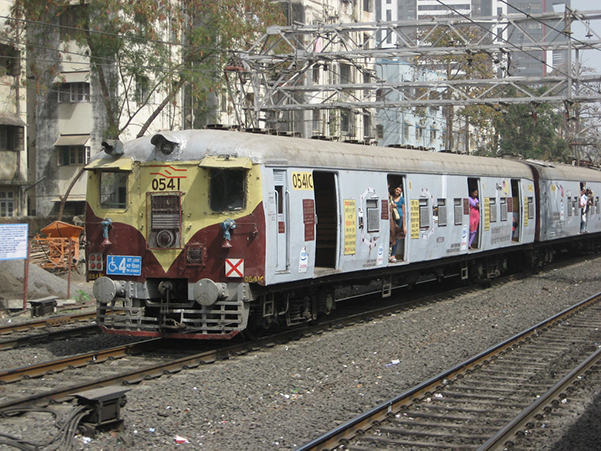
[152,178,181,191]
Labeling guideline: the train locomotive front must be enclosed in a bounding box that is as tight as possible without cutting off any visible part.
[86,131,264,339]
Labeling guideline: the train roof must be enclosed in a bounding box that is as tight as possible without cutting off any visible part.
[525,159,601,183]
[87,129,600,181]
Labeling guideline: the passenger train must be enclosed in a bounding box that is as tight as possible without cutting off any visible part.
[85,129,601,339]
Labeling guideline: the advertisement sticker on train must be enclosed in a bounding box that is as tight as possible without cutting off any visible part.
[291,172,314,190]
[106,255,142,276]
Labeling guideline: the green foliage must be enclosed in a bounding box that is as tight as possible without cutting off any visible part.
[75,289,90,303]
[485,87,570,161]
[11,0,284,137]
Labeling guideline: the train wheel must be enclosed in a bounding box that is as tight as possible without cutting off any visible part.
[241,320,264,341]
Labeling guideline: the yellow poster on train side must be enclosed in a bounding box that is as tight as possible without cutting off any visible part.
[344,199,356,255]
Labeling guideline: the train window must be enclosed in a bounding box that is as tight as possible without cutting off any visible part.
[527,197,534,220]
[595,197,599,214]
[566,198,572,217]
[500,198,507,221]
[366,199,379,233]
[419,199,429,230]
[572,198,577,216]
[489,198,497,223]
[454,198,463,225]
[209,169,246,212]
[437,199,447,227]
[99,171,127,209]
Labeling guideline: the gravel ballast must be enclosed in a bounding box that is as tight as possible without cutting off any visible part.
[1,256,601,450]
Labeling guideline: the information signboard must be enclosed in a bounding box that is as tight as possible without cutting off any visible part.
[106,255,142,276]
[0,224,29,261]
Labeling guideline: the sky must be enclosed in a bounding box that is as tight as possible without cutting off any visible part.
[566,0,601,73]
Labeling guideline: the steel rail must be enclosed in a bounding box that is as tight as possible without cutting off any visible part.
[0,338,160,384]
[0,324,99,350]
[0,278,499,411]
[0,311,96,335]
[297,292,601,451]
[477,346,601,450]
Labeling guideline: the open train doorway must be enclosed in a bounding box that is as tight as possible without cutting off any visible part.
[387,175,406,261]
[467,178,481,249]
[314,171,338,268]
[511,179,521,242]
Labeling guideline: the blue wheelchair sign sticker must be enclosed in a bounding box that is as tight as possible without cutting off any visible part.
[106,255,142,276]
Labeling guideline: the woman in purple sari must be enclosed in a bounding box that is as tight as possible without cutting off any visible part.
[469,189,479,249]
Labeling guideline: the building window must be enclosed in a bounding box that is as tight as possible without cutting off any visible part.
[135,75,150,104]
[0,125,23,151]
[416,126,423,142]
[0,44,20,77]
[430,128,437,143]
[0,190,14,217]
[312,110,321,133]
[58,82,90,103]
[59,146,86,166]
[340,63,352,84]
[363,0,371,12]
[363,113,372,138]
[59,4,88,39]
[403,123,410,141]
[341,109,351,134]
[313,65,320,83]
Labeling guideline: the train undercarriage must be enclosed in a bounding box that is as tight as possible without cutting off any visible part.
[95,235,600,339]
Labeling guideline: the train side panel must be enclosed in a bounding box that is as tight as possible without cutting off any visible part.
[263,167,392,284]
[528,162,601,241]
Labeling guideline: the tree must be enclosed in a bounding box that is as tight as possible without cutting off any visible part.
[10,0,283,139]
[484,88,570,161]
[415,21,496,152]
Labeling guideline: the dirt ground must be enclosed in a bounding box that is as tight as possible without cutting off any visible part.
[0,260,93,317]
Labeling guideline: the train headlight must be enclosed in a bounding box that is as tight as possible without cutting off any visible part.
[186,244,204,265]
[101,139,124,156]
[150,132,180,156]
[155,230,176,248]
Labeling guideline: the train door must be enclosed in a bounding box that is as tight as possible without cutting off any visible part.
[274,170,289,271]
[387,175,406,261]
[314,171,338,268]
[467,178,481,249]
[511,179,521,242]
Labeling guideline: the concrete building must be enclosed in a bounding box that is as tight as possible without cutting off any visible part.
[264,0,377,140]
[0,0,27,218]
[375,60,445,150]
[26,3,183,217]
[376,0,570,77]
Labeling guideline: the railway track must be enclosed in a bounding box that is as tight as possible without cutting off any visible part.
[0,312,98,350]
[298,292,601,451]
[0,256,597,449]
[0,269,506,413]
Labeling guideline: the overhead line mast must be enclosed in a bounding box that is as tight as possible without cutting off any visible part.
[229,11,601,128]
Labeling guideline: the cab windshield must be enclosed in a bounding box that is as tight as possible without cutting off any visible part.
[99,171,128,209]
[209,168,246,212]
